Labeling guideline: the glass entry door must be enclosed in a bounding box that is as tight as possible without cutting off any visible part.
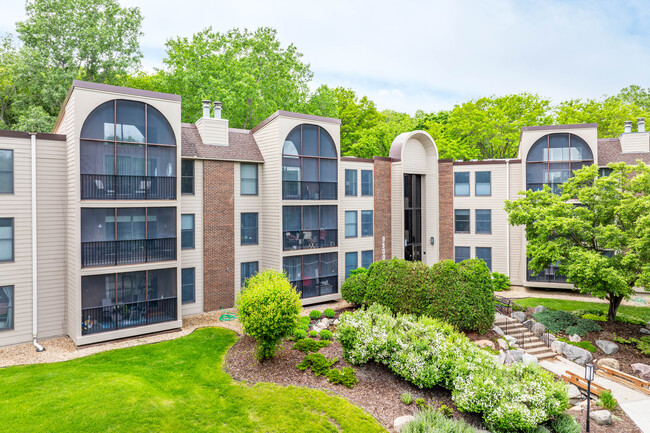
[404,174,422,261]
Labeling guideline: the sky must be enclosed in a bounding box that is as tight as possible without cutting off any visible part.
[1,0,649,114]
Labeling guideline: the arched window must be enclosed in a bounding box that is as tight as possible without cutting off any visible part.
[526,133,593,194]
[282,124,337,200]
[80,100,176,200]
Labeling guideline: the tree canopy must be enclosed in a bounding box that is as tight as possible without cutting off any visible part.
[505,163,650,321]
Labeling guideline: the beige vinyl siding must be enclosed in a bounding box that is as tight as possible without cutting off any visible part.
[195,117,229,146]
[391,161,404,260]
[180,160,204,316]
[508,162,525,285]
[620,132,650,153]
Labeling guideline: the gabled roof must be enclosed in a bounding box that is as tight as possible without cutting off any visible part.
[181,123,264,163]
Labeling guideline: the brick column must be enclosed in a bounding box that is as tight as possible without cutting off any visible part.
[203,160,235,310]
[373,157,392,261]
[438,159,454,261]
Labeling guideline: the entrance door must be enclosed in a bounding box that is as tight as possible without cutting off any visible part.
[404,174,422,261]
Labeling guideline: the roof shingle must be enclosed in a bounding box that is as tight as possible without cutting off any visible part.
[181,123,264,163]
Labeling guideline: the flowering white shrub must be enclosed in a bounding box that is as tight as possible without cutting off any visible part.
[337,304,569,432]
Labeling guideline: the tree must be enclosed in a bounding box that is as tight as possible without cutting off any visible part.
[303,84,338,119]
[332,87,383,155]
[618,85,650,111]
[161,27,313,129]
[505,163,650,321]
[0,34,18,128]
[347,110,415,158]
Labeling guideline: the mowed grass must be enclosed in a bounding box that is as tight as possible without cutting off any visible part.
[516,297,650,322]
[0,327,385,433]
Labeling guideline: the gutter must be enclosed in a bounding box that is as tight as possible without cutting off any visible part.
[30,133,45,352]
[506,159,510,278]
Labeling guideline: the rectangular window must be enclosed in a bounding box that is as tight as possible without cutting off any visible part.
[0,285,13,330]
[241,213,258,245]
[454,172,470,196]
[455,246,470,263]
[0,150,13,193]
[454,209,470,233]
[476,247,492,271]
[282,253,337,299]
[282,206,337,250]
[241,163,258,195]
[181,214,195,249]
[241,261,259,287]
[345,169,357,196]
[361,170,373,196]
[475,209,492,234]
[361,250,373,269]
[361,210,373,237]
[345,211,357,237]
[181,268,195,304]
[0,218,13,262]
[475,171,491,196]
[181,160,194,194]
[599,167,613,177]
[345,252,358,278]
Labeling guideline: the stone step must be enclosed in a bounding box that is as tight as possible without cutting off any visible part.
[535,351,558,361]
[521,341,546,350]
[527,345,552,354]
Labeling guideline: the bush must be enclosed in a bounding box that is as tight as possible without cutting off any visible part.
[492,272,511,291]
[616,313,646,325]
[297,353,337,377]
[533,310,601,336]
[308,330,318,338]
[415,398,428,411]
[340,267,368,305]
[324,308,336,318]
[309,310,322,320]
[292,329,307,340]
[581,313,606,322]
[597,390,618,411]
[344,258,494,333]
[237,270,302,360]
[325,367,358,388]
[338,304,568,432]
[319,329,333,340]
[401,391,413,405]
[550,414,580,433]
[558,338,597,353]
[402,410,479,433]
[438,404,453,418]
[291,338,330,353]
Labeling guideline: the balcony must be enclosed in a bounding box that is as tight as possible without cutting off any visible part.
[282,181,337,200]
[283,229,337,251]
[526,259,568,283]
[81,174,176,200]
[81,297,177,335]
[81,237,176,268]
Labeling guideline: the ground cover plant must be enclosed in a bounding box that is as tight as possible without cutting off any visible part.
[532,310,602,336]
[0,328,384,433]
[337,304,568,432]
[402,409,479,433]
[550,414,581,433]
[516,298,650,323]
[557,338,597,353]
[292,338,330,354]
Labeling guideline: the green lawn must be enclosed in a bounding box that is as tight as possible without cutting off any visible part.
[516,297,650,322]
[0,328,385,433]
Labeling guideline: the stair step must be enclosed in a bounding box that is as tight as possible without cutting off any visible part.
[535,352,558,361]
[527,346,552,354]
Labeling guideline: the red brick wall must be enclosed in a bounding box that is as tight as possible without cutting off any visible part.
[203,160,235,310]
[373,157,392,261]
[438,160,454,261]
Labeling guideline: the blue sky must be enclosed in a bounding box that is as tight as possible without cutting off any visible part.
[1,0,649,114]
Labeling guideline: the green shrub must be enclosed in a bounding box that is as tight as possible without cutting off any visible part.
[309,310,322,320]
[492,272,511,291]
[308,330,318,338]
[615,313,647,325]
[292,329,308,340]
[597,390,618,411]
[415,398,428,411]
[319,329,333,340]
[237,270,302,360]
[402,410,478,433]
[533,310,601,336]
[550,414,581,433]
[325,367,358,388]
[297,353,337,377]
[291,338,330,353]
[438,404,453,418]
[581,313,606,322]
[401,391,413,405]
[324,308,336,318]
[613,333,631,344]
[340,267,368,305]
[558,338,597,353]
[345,258,494,333]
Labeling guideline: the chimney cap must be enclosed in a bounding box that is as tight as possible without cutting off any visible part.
[638,117,645,122]
[213,101,222,108]
[625,120,633,125]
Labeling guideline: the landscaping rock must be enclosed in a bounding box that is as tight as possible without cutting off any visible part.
[597,358,620,370]
[332,319,340,326]
[505,335,517,345]
[645,322,650,331]
[640,328,650,335]
[532,322,546,337]
[533,305,548,314]
[493,325,505,337]
[551,340,566,354]
[522,353,538,364]
[569,334,581,342]
[596,340,619,355]
[512,311,526,323]
[541,333,557,346]
[563,344,593,365]
[497,338,509,351]
[589,410,612,426]
[509,349,523,363]
[475,340,495,350]
[315,318,330,328]
[522,319,536,330]
[497,351,506,365]
[567,384,584,405]
[393,415,415,432]
[631,363,650,381]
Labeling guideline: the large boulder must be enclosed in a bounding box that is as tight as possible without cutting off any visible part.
[597,358,621,370]
[493,325,505,337]
[497,338,509,351]
[569,334,581,342]
[567,384,584,405]
[522,353,538,364]
[522,319,536,331]
[475,340,495,350]
[512,311,526,323]
[509,349,523,363]
[589,410,612,426]
[632,363,650,381]
[532,322,547,337]
[551,340,567,354]
[533,305,548,314]
[394,415,415,432]
[541,333,557,346]
[641,328,650,335]
[563,344,594,365]
[505,335,517,345]
[596,340,619,356]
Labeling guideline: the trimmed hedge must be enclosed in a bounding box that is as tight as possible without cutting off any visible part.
[340,258,494,333]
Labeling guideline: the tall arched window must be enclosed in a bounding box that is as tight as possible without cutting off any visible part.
[526,133,593,194]
[282,124,337,200]
[80,100,176,200]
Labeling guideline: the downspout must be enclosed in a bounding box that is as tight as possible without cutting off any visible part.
[505,159,510,278]
[30,133,45,352]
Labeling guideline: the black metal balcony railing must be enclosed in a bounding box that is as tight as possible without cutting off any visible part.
[81,237,176,267]
[81,174,176,200]
[81,297,177,335]
[290,276,338,299]
[283,229,337,251]
[282,181,337,200]
[526,183,564,195]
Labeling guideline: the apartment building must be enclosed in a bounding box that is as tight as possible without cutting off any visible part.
[1,80,648,348]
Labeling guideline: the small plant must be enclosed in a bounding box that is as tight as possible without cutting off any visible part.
[292,329,308,340]
[319,329,333,340]
[597,390,618,411]
[581,313,606,322]
[297,353,337,377]
[324,308,336,318]
[613,333,631,344]
[550,414,581,433]
[308,330,318,338]
[400,391,413,405]
[491,272,511,291]
[401,410,478,433]
[533,309,601,336]
[615,313,647,325]
[481,346,500,355]
[415,398,428,411]
[438,404,453,418]
[325,367,358,388]
[309,310,322,320]
[558,337,597,353]
[292,338,330,354]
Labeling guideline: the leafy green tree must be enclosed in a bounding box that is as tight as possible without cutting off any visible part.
[414,110,480,160]
[14,106,54,132]
[347,110,415,158]
[505,163,650,321]
[0,34,18,128]
[161,27,312,129]
[332,87,383,155]
[303,84,338,119]
[618,85,650,111]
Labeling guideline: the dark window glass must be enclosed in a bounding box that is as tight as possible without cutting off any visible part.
[599,167,613,177]
[148,268,177,299]
[147,208,176,240]
[146,106,175,145]
[181,214,195,249]
[241,163,258,195]
[148,145,176,177]
[475,209,492,234]
[283,253,338,299]
[0,150,13,193]
[455,246,471,263]
[454,209,470,233]
[0,285,13,330]
[345,211,357,237]
[0,218,13,262]
[361,170,373,196]
[454,172,470,196]
[116,208,146,240]
[80,101,115,140]
[181,160,194,194]
[182,268,195,304]
[116,100,145,143]
[361,210,373,236]
[345,252,358,278]
[345,169,357,196]
[320,131,336,157]
[282,205,337,250]
[302,125,319,156]
[476,247,492,271]
[241,262,259,287]
[361,250,373,269]
[475,171,491,196]
[404,174,422,262]
[241,213,258,245]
